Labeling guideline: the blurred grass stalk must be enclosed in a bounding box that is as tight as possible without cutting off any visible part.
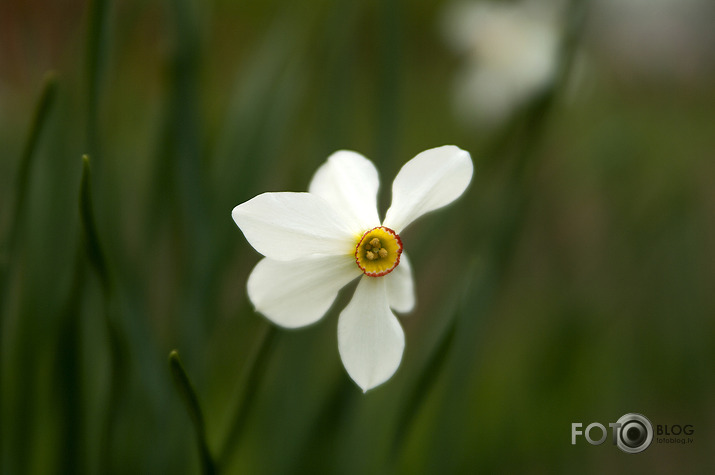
[83,0,130,471]
[218,323,277,468]
[167,322,280,473]
[54,247,88,475]
[169,350,216,475]
[0,72,58,475]
[0,72,58,274]
[85,0,110,160]
[79,156,128,475]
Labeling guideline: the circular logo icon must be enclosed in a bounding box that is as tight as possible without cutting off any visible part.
[616,413,653,453]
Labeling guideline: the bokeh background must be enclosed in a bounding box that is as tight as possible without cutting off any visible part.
[1,0,714,473]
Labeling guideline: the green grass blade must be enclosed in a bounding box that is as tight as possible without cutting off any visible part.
[85,0,110,158]
[293,377,355,474]
[79,155,110,294]
[1,72,58,280]
[218,323,277,468]
[55,254,88,475]
[391,315,458,456]
[376,0,402,167]
[0,72,58,474]
[13,72,58,236]
[79,155,128,474]
[169,350,216,475]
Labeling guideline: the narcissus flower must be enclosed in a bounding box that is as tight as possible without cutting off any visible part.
[442,0,564,127]
[232,146,473,391]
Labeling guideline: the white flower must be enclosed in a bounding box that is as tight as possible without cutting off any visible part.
[231,146,473,392]
[443,0,564,127]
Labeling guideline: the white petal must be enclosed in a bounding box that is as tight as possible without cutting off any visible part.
[232,192,356,261]
[384,252,415,313]
[308,150,381,234]
[383,146,473,233]
[338,276,405,392]
[248,255,361,328]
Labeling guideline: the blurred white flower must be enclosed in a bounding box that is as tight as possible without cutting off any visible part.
[443,0,564,127]
[232,146,473,391]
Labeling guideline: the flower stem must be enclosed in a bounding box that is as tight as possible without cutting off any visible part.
[169,350,217,475]
[85,0,110,159]
[0,71,58,301]
[376,0,401,169]
[79,155,127,474]
[389,262,478,467]
[80,156,110,294]
[9,71,58,245]
[391,314,458,453]
[55,250,88,475]
[294,376,355,474]
[218,322,278,468]
[0,71,57,474]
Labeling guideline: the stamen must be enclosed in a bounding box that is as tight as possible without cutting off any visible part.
[354,226,403,277]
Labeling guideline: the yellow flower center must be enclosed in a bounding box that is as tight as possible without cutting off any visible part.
[355,226,402,277]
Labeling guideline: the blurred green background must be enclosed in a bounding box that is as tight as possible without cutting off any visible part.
[1,0,714,473]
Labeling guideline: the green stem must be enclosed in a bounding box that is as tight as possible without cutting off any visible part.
[55,250,88,475]
[218,323,278,468]
[0,72,58,296]
[79,156,110,294]
[169,350,216,475]
[376,0,402,168]
[79,155,127,474]
[85,0,109,159]
[12,72,58,241]
[391,315,458,453]
[389,262,478,466]
[0,71,57,475]
[294,376,355,474]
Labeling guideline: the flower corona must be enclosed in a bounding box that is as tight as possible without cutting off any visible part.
[355,226,402,277]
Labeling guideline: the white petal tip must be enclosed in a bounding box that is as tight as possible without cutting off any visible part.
[230,203,242,223]
[230,192,356,260]
[384,145,474,232]
[338,277,405,394]
[393,304,416,314]
[358,380,383,393]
